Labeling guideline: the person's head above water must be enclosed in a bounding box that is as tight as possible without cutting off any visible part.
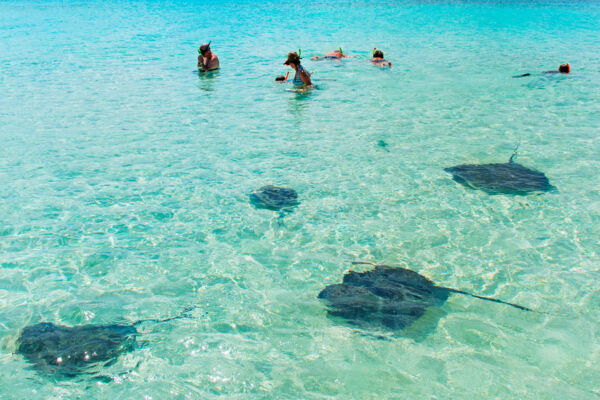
[373,50,384,59]
[558,63,570,73]
[284,52,301,67]
[199,42,211,56]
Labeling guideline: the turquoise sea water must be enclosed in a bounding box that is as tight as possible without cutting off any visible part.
[1,0,600,398]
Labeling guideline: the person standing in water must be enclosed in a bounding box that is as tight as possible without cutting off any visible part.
[370,48,392,68]
[284,52,312,88]
[198,42,219,71]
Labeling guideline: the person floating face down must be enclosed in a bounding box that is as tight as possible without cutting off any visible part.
[370,49,392,68]
[312,48,352,60]
[284,52,312,88]
[552,63,571,74]
[198,42,219,71]
[513,63,570,78]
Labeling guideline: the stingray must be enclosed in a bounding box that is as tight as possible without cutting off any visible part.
[16,308,194,378]
[444,152,554,195]
[377,140,388,148]
[318,262,531,331]
[249,185,299,210]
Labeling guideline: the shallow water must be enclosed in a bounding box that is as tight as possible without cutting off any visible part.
[1,0,599,398]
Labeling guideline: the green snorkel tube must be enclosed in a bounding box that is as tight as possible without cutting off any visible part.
[338,46,343,55]
[373,47,376,57]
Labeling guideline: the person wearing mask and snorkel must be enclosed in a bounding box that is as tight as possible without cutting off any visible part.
[198,42,219,71]
[370,48,392,68]
[312,47,352,60]
[284,52,312,89]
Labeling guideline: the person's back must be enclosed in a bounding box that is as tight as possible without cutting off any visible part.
[312,48,352,60]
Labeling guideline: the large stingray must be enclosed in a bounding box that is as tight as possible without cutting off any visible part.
[16,309,194,378]
[444,153,554,195]
[318,262,531,331]
[249,185,299,210]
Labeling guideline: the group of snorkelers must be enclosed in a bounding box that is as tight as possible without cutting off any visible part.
[279,47,392,89]
[197,42,391,89]
[198,41,569,89]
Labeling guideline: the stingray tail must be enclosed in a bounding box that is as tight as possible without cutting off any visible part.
[444,288,533,312]
[132,305,199,327]
[509,142,520,163]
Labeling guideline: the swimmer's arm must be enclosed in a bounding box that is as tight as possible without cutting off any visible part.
[198,55,206,69]
[300,69,312,86]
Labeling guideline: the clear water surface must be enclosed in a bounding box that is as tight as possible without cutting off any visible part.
[1,0,599,398]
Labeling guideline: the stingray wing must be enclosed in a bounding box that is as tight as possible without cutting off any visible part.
[17,322,137,377]
[250,185,299,210]
[320,266,445,331]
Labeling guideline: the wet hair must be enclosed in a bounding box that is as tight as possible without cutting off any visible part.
[199,43,211,55]
[558,63,570,73]
[275,75,286,81]
[373,50,384,58]
[285,52,301,66]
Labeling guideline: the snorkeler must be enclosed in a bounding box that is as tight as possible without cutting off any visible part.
[311,48,352,60]
[546,63,570,74]
[284,52,312,88]
[370,48,392,68]
[198,42,219,71]
[513,63,570,78]
[274,72,289,82]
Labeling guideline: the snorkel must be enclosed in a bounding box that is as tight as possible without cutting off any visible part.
[338,46,343,55]
[373,47,376,57]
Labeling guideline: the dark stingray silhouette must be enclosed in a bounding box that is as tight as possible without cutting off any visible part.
[16,308,194,378]
[249,185,299,210]
[318,262,531,331]
[444,153,554,195]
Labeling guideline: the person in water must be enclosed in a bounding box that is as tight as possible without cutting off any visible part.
[198,42,219,71]
[284,52,312,88]
[311,48,352,60]
[370,49,392,68]
[513,63,570,78]
[547,63,570,74]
